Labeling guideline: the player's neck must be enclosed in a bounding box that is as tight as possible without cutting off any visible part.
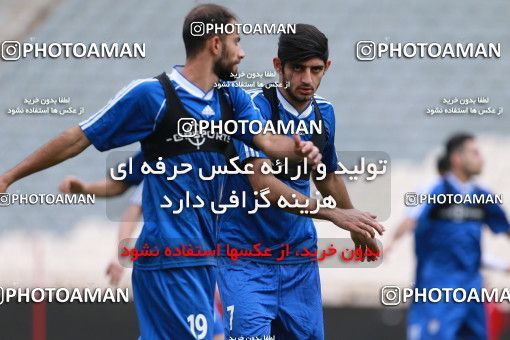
[181,57,219,94]
[278,87,310,113]
[450,169,471,183]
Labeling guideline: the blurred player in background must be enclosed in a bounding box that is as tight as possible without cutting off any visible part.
[218,24,383,339]
[388,153,510,274]
[386,154,449,253]
[406,133,510,340]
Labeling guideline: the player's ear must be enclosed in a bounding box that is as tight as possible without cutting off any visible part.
[273,57,282,74]
[323,60,332,74]
[450,153,461,168]
[208,36,222,57]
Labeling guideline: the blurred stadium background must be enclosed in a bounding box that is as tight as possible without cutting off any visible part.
[0,0,509,339]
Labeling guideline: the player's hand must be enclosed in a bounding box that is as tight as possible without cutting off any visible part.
[105,260,124,286]
[329,208,385,239]
[293,134,322,169]
[350,231,381,262]
[59,176,86,194]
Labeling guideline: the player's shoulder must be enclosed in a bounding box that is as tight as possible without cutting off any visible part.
[246,87,264,99]
[427,178,448,195]
[244,88,272,117]
[248,88,267,104]
[314,94,333,110]
[473,182,492,195]
[222,83,258,103]
[313,94,335,123]
[120,77,162,99]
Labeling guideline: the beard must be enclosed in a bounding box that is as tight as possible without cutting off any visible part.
[281,72,314,104]
[213,50,237,81]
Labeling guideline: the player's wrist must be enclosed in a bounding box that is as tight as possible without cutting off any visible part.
[316,204,336,221]
[0,174,13,191]
[79,182,92,194]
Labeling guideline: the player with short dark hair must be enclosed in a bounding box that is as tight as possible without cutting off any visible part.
[182,4,237,61]
[0,5,324,339]
[218,24,383,339]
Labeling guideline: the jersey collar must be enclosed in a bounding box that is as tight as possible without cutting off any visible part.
[276,88,313,119]
[446,173,476,194]
[168,65,214,100]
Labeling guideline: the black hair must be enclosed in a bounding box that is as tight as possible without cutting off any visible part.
[182,4,237,59]
[277,24,328,67]
[445,133,475,160]
[436,154,450,176]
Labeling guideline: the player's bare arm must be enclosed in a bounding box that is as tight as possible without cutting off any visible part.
[106,203,142,286]
[0,125,90,193]
[252,134,322,168]
[59,176,130,197]
[246,157,384,239]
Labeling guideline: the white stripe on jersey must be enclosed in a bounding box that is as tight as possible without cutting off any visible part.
[152,99,166,131]
[247,89,262,100]
[243,144,260,159]
[80,78,158,130]
[315,100,332,105]
[314,94,332,106]
[298,109,314,119]
[243,144,250,158]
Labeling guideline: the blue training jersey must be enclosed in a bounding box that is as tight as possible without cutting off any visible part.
[414,174,510,288]
[119,151,144,187]
[218,88,338,263]
[80,66,264,270]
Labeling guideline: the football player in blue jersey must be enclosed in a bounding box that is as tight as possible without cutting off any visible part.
[407,133,510,340]
[217,24,384,339]
[0,5,330,339]
[61,173,227,339]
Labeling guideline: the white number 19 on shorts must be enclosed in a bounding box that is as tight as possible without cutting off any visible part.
[187,313,208,339]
